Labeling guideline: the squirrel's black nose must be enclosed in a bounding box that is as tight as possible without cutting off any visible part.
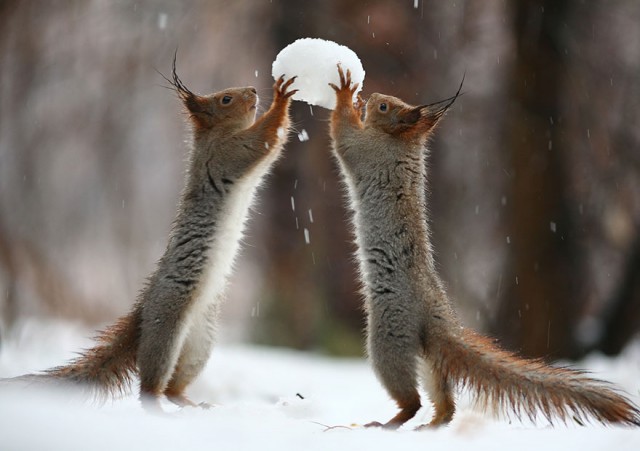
[249,87,257,94]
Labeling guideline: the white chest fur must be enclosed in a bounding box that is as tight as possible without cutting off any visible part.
[194,152,279,313]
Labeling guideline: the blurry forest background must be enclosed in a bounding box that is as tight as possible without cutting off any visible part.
[1,0,639,360]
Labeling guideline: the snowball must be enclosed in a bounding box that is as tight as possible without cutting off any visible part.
[272,38,365,110]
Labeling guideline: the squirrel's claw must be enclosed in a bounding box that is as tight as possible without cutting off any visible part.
[332,65,362,112]
[281,75,297,91]
[283,89,299,99]
[334,64,358,95]
[336,64,353,90]
[274,75,297,99]
[337,64,345,87]
[355,94,366,112]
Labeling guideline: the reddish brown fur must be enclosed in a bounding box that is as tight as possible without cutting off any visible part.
[249,75,298,150]
[329,66,364,135]
[9,306,144,401]
[329,65,638,429]
[431,329,640,426]
[164,386,200,408]
[3,71,297,410]
[366,393,422,429]
[162,57,212,132]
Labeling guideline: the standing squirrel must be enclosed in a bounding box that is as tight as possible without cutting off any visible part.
[4,60,297,411]
[328,66,640,429]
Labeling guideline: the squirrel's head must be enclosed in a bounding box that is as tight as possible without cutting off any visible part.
[185,87,258,131]
[163,56,258,132]
[364,93,450,142]
[364,77,463,143]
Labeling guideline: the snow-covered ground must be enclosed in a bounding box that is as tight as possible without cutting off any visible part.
[1,319,639,451]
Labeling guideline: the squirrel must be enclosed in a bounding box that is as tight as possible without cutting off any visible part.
[3,59,297,412]
[328,65,640,429]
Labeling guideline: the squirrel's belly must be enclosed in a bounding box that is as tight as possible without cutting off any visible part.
[192,173,262,314]
[186,151,281,326]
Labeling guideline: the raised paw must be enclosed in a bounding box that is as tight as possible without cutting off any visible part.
[275,75,298,100]
[329,64,359,95]
[355,94,366,112]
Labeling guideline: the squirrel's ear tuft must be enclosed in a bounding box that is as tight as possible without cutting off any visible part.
[418,105,446,131]
[180,92,208,116]
[399,107,422,126]
[169,61,203,113]
[158,52,212,127]
[396,105,442,136]
[173,78,212,128]
[417,73,465,132]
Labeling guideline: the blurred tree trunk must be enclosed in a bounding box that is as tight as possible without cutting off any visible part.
[495,0,586,359]
[596,236,640,355]
[560,1,640,355]
[0,222,18,339]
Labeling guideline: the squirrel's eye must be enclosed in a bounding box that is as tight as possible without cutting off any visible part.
[379,103,388,112]
[221,95,232,105]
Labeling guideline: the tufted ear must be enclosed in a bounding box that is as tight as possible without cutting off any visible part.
[397,107,422,126]
[158,52,212,127]
[414,73,465,133]
[393,74,464,138]
[413,103,448,133]
[172,58,210,115]
[394,101,451,137]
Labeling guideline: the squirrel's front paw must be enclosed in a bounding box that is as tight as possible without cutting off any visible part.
[329,64,360,111]
[330,64,359,93]
[274,75,298,100]
[355,94,366,113]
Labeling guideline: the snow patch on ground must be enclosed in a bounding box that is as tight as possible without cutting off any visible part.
[1,319,639,450]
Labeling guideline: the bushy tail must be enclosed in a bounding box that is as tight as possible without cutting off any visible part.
[432,328,640,426]
[10,306,141,401]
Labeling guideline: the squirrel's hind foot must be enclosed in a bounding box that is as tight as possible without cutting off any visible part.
[166,392,212,410]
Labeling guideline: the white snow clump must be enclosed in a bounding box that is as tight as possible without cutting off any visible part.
[272,38,365,110]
